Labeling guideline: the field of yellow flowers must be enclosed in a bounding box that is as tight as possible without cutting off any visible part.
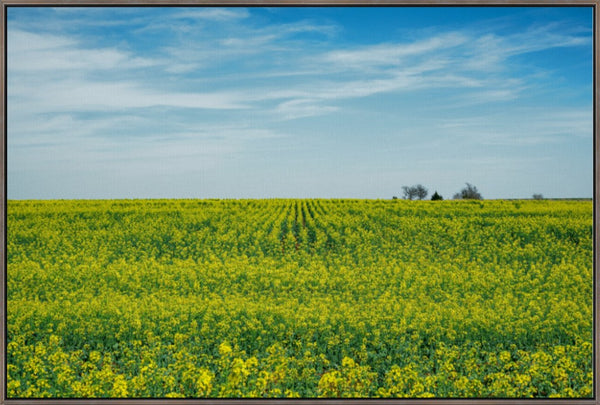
[6,199,593,398]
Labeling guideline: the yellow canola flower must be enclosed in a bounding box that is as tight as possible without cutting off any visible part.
[5,199,593,398]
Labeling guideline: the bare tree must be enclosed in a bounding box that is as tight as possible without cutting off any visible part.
[453,183,483,200]
[402,186,416,200]
[414,184,428,200]
[532,194,544,200]
[402,184,428,200]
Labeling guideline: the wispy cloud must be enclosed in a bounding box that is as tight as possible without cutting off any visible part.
[323,32,468,71]
[9,78,248,113]
[170,8,250,21]
[8,28,157,72]
[158,19,338,74]
[275,99,339,120]
[9,11,591,117]
[7,7,593,199]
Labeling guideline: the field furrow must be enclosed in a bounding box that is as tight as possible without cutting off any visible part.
[6,199,593,398]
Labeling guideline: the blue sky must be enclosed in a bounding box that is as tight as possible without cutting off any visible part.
[7,6,594,199]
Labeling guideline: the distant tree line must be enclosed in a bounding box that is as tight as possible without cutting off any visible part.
[394,185,547,201]
[395,183,483,201]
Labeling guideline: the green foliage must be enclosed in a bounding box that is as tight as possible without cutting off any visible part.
[431,191,443,201]
[454,183,483,200]
[7,199,593,398]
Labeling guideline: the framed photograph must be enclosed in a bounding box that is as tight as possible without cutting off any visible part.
[2,1,597,403]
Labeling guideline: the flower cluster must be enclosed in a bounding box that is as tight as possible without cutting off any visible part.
[7,199,593,397]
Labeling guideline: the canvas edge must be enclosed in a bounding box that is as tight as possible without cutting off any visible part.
[11,0,600,4]
[0,1,598,404]
[1,2,6,405]
[0,0,598,5]
[594,2,599,405]
[0,398,591,405]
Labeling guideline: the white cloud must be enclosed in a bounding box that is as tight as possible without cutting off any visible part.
[9,76,249,113]
[275,99,339,120]
[464,24,591,72]
[8,28,157,73]
[170,8,250,21]
[8,16,591,122]
[8,28,75,51]
[159,19,339,75]
[323,32,468,71]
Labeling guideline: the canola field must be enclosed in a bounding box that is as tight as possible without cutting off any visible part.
[6,199,593,398]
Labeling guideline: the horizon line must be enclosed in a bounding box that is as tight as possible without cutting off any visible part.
[5,197,594,201]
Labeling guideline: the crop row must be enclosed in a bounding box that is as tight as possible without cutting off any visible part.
[6,199,593,398]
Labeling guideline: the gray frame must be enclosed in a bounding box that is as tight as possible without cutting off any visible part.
[0,1,597,404]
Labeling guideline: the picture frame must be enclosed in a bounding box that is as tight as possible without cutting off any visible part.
[1,1,598,404]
